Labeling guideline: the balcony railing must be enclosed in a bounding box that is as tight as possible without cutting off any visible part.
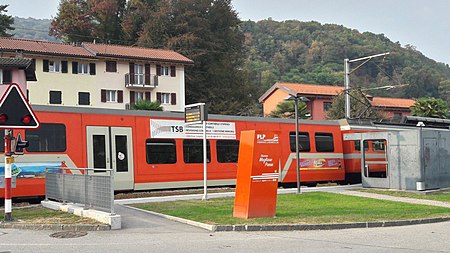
[125,73,158,88]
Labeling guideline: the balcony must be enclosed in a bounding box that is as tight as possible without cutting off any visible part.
[125,73,158,88]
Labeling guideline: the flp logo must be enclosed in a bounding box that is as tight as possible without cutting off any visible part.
[256,133,279,144]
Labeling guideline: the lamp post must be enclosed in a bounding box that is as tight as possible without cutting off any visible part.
[286,95,309,194]
[344,52,390,119]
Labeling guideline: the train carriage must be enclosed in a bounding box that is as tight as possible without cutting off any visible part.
[1,105,346,199]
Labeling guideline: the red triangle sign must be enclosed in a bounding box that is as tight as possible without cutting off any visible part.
[0,83,40,129]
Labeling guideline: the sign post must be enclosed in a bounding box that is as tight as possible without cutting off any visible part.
[185,103,208,200]
[0,83,40,221]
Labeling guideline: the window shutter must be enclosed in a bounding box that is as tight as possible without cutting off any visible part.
[43,59,49,72]
[101,89,106,102]
[61,61,68,73]
[89,63,96,75]
[156,92,161,102]
[117,90,123,103]
[2,70,11,84]
[171,93,176,105]
[156,65,161,76]
[170,66,176,77]
[130,91,135,105]
[145,64,150,85]
[129,62,135,84]
[145,92,151,101]
[72,62,78,74]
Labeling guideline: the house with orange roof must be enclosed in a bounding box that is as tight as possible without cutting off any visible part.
[259,82,415,120]
[0,37,193,111]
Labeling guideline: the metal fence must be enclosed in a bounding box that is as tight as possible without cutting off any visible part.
[45,168,114,214]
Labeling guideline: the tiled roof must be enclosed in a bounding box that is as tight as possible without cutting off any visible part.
[0,37,93,57]
[277,82,344,96]
[84,43,193,64]
[0,37,193,64]
[371,97,415,108]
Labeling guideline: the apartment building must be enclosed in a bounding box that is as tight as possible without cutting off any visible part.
[0,38,193,111]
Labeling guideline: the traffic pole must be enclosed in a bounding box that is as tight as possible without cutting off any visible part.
[4,129,14,221]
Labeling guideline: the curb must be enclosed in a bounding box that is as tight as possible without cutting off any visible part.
[0,221,111,231]
[122,203,450,232]
[213,217,450,232]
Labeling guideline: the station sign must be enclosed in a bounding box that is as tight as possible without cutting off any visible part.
[185,103,208,124]
[150,119,236,139]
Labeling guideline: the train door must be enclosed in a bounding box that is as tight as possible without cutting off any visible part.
[86,126,134,190]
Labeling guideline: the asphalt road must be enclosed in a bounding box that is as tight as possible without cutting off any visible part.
[1,185,450,253]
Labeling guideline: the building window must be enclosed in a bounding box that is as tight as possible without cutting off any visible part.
[393,112,402,119]
[78,63,89,74]
[161,93,171,104]
[49,91,62,104]
[106,61,117,72]
[49,61,61,73]
[217,140,239,163]
[134,64,144,84]
[183,139,211,163]
[161,66,170,76]
[101,89,123,103]
[323,102,332,112]
[106,90,117,102]
[315,133,334,152]
[78,92,90,105]
[146,139,177,164]
[26,123,66,152]
[135,91,145,101]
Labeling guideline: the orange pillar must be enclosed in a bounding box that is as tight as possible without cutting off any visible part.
[233,130,281,219]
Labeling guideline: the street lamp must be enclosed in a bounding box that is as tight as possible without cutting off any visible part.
[286,94,309,194]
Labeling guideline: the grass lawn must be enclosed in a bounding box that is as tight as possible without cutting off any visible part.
[0,205,101,224]
[131,192,450,225]
[359,189,450,203]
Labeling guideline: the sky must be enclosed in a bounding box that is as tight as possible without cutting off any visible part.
[3,0,450,65]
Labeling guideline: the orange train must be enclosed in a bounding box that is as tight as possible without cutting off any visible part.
[0,105,377,199]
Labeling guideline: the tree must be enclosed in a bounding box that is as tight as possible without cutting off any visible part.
[133,0,255,115]
[49,0,94,42]
[410,97,448,119]
[326,90,386,120]
[132,100,163,111]
[50,0,127,43]
[268,101,310,119]
[0,5,14,37]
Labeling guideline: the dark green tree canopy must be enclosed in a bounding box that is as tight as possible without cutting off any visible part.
[268,101,310,119]
[410,97,449,119]
[0,5,14,37]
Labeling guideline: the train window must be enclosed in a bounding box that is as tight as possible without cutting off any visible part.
[0,135,3,152]
[146,139,177,164]
[354,140,369,151]
[26,123,66,152]
[315,133,334,152]
[183,139,211,164]
[372,140,386,151]
[289,132,310,152]
[217,140,239,163]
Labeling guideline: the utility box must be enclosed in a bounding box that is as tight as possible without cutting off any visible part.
[344,129,450,191]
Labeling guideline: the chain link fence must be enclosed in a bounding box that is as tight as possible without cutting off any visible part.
[45,168,114,214]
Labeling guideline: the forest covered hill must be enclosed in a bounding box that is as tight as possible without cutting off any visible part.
[241,19,450,101]
[11,17,450,104]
